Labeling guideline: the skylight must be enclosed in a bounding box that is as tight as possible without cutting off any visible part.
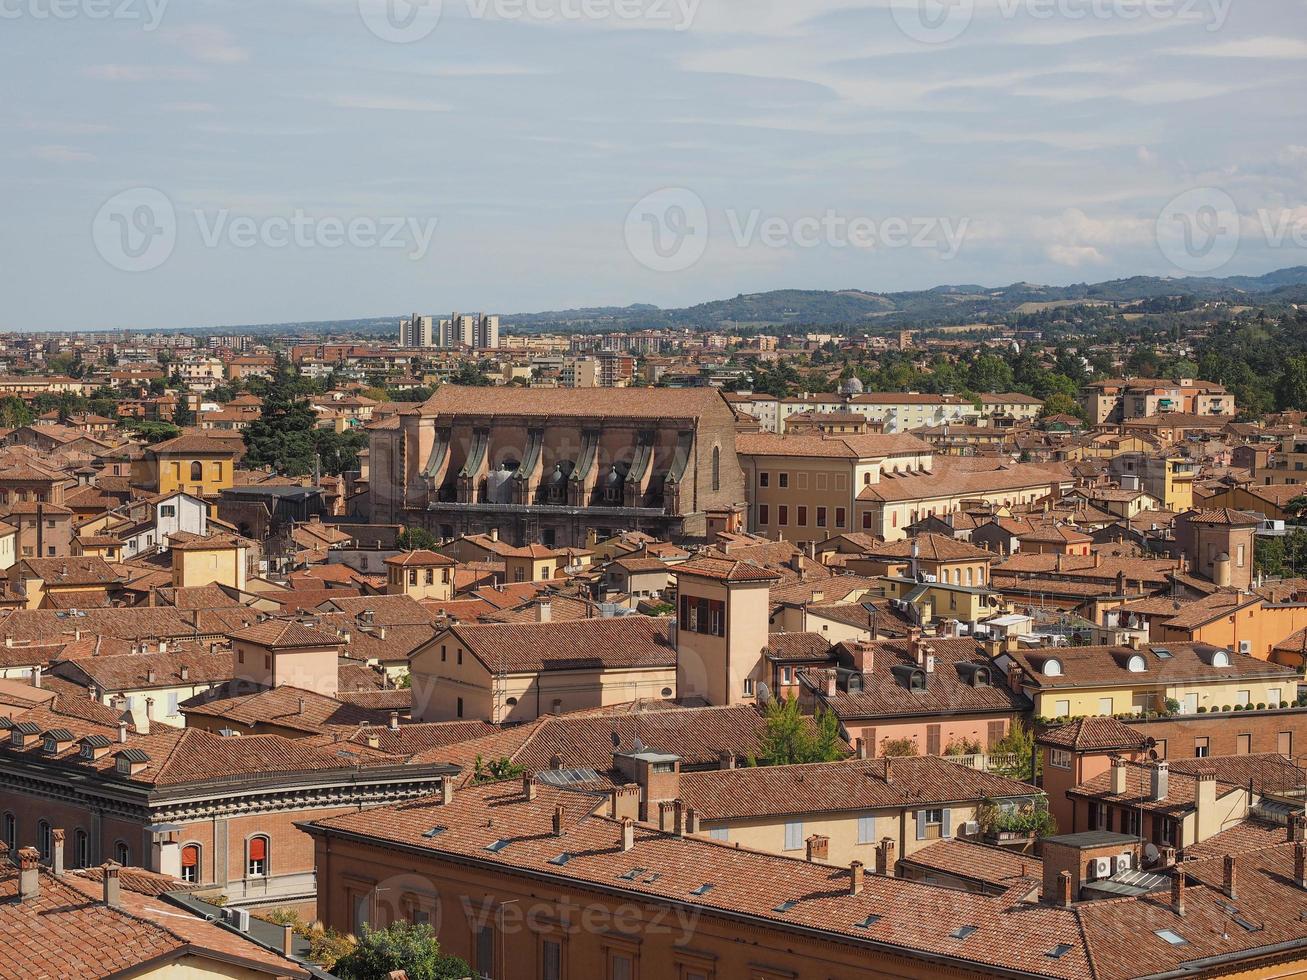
[950,925,978,940]
[422,826,447,839]
[1155,929,1187,946]
[773,900,799,913]
[1047,944,1073,959]
[1151,648,1173,659]
[485,839,511,853]
[617,868,645,881]
[855,915,882,929]
[548,852,572,866]
[690,883,714,896]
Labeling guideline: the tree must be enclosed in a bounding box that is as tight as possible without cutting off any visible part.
[243,355,320,476]
[123,420,182,444]
[450,362,492,387]
[172,388,195,427]
[333,922,469,980]
[752,698,846,766]
[987,720,1039,782]
[1040,392,1085,420]
[314,428,368,476]
[0,397,33,428]
[397,526,437,550]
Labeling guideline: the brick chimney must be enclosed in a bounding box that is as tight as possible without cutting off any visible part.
[658,800,676,833]
[718,750,736,770]
[1111,757,1128,795]
[684,808,699,835]
[1288,813,1305,844]
[51,829,64,878]
[1171,870,1185,916]
[849,860,865,896]
[805,835,829,863]
[875,837,896,876]
[103,863,121,909]
[523,773,537,802]
[1295,842,1306,889]
[552,804,565,837]
[621,818,635,853]
[17,847,40,903]
[441,778,454,806]
[1223,855,1237,900]
[672,800,685,837]
[1056,870,1073,908]
[609,785,639,823]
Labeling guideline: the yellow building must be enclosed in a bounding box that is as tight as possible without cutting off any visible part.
[409,616,677,722]
[384,549,455,601]
[169,531,249,590]
[132,433,238,497]
[1008,640,1300,720]
[501,543,567,583]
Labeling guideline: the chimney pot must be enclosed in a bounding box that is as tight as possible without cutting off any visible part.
[875,837,896,876]
[849,860,865,896]
[283,924,296,957]
[1223,855,1237,899]
[51,829,64,878]
[388,710,400,732]
[103,863,121,908]
[523,773,537,801]
[441,778,454,806]
[1171,870,1186,916]
[805,834,830,863]
[1057,870,1073,908]
[117,720,128,744]
[621,817,635,853]
[17,847,40,903]
[552,805,565,838]
[1295,842,1306,889]
[1111,757,1128,795]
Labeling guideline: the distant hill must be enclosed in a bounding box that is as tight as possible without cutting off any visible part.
[183,266,1307,337]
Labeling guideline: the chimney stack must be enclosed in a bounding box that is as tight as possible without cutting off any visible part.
[388,711,400,732]
[552,805,565,838]
[1111,757,1128,795]
[441,778,454,806]
[17,847,40,903]
[1057,870,1073,908]
[283,924,296,957]
[523,773,537,801]
[1171,870,1186,916]
[117,720,128,744]
[684,808,699,835]
[103,863,121,909]
[875,837,896,876]
[1150,761,1169,803]
[51,829,64,878]
[1295,842,1306,890]
[806,835,829,863]
[1223,855,1237,900]
[673,800,685,837]
[849,860,865,896]
[1288,813,1305,844]
[621,818,635,853]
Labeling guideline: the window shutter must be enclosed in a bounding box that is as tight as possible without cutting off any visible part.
[248,837,267,861]
[858,814,875,844]
[915,810,927,840]
[942,808,952,839]
[181,845,199,868]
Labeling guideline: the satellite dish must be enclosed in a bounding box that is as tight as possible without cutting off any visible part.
[1148,749,1159,761]
[1144,737,1157,749]
[1145,843,1161,862]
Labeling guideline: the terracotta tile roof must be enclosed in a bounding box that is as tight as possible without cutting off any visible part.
[858,459,1072,503]
[1068,759,1239,817]
[384,549,457,567]
[438,615,676,674]
[1185,507,1261,527]
[899,838,1042,890]
[305,781,1093,979]
[52,649,235,693]
[671,554,783,583]
[1009,642,1298,691]
[815,637,1027,720]
[737,432,933,459]
[421,384,733,420]
[180,682,394,735]
[149,433,240,455]
[16,557,123,586]
[679,756,1038,822]
[229,619,343,648]
[1036,716,1148,752]
[765,632,832,662]
[860,533,997,563]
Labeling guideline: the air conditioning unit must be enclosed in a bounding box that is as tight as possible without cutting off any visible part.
[960,821,980,837]
[1238,641,1252,654]
[1091,857,1113,880]
[225,908,251,932]
[1115,852,1134,873]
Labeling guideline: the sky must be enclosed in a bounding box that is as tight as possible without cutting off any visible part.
[3,0,1307,331]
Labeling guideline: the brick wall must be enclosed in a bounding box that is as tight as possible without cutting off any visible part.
[1126,708,1307,761]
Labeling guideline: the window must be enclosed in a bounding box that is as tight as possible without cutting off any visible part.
[784,821,804,851]
[743,677,755,697]
[1049,749,1073,770]
[1053,700,1071,718]
[160,505,176,518]
[777,505,788,526]
[352,892,370,935]
[835,507,846,528]
[247,836,268,877]
[917,808,948,840]
[114,841,130,865]
[1098,697,1114,716]
[74,830,89,869]
[711,447,720,492]
[709,826,729,841]
[1236,734,1252,755]
[1194,736,1209,758]
[457,697,464,719]
[857,814,876,844]
[542,939,562,980]
[1122,808,1141,836]
[1269,688,1282,707]
[816,507,827,528]
[181,844,200,883]
[757,504,769,526]
[609,952,634,980]
[759,472,770,488]
[797,505,808,526]
[425,569,434,585]
[778,473,788,488]
[190,461,203,481]
[1280,731,1293,757]
[37,821,51,861]
[475,926,495,979]
[1236,690,1250,707]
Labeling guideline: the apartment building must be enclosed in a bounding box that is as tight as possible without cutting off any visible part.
[1080,378,1234,425]
[399,311,500,349]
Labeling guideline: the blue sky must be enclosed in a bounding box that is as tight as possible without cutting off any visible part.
[3,0,1306,331]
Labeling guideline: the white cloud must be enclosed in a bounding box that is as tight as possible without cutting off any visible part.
[1047,244,1107,267]
[328,95,451,113]
[163,26,251,65]
[28,145,96,163]
[82,65,206,82]
[1166,37,1307,59]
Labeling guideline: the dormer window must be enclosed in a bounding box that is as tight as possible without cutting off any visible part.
[1041,658,1063,677]
[1211,650,1229,668]
[1127,655,1146,673]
